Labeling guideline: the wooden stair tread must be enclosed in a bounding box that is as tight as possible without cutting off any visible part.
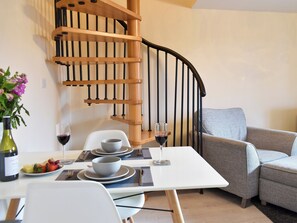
[52,27,141,42]
[63,79,142,85]
[110,115,142,125]
[84,99,142,105]
[53,57,141,65]
[56,0,141,21]
[129,130,155,146]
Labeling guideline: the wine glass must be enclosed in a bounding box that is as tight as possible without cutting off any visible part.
[56,123,73,165]
[153,123,171,165]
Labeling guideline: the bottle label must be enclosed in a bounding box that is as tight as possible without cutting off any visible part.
[4,155,19,176]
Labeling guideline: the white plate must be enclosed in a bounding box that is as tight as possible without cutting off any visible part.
[20,165,64,176]
[77,165,135,184]
[91,147,134,157]
[94,146,129,155]
[84,166,129,181]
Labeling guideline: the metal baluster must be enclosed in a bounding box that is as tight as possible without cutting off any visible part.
[192,76,196,151]
[122,40,127,117]
[198,90,203,156]
[86,14,91,100]
[70,10,76,85]
[186,68,190,145]
[113,19,116,116]
[180,62,185,146]
[60,6,64,62]
[173,58,178,146]
[156,49,160,123]
[104,18,108,100]
[95,15,99,100]
[54,0,60,60]
[165,53,168,146]
[77,12,83,86]
[147,46,151,131]
[165,53,168,124]
[62,7,70,81]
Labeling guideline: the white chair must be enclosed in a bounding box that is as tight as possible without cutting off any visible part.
[22,181,122,223]
[84,130,145,222]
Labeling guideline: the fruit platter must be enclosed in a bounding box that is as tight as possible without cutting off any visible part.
[21,158,63,176]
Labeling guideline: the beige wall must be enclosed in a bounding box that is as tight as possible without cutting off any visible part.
[0,0,60,153]
[140,0,297,131]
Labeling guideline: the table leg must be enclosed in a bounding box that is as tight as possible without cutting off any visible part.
[5,198,20,220]
[165,190,185,223]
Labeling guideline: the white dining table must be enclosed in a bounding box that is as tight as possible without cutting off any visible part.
[0,146,228,223]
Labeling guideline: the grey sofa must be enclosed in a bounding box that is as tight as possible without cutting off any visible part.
[198,107,297,208]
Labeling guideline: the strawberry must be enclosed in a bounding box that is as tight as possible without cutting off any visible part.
[48,158,55,164]
[48,158,60,165]
[47,163,59,172]
[41,164,46,173]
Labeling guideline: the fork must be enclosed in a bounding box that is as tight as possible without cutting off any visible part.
[66,170,74,180]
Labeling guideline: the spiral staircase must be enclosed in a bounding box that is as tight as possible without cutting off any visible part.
[52,0,206,152]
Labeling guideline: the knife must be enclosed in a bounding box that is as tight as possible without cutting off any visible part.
[139,168,143,186]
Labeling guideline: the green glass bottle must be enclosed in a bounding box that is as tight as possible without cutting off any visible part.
[0,116,19,182]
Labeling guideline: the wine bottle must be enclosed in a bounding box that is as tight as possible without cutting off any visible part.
[0,116,19,182]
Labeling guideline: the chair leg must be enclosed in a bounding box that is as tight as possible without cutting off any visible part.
[128,217,135,223]
[261,200,267,206]
[241,198,250,208]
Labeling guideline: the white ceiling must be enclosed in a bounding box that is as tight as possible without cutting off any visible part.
[192,0,297,13]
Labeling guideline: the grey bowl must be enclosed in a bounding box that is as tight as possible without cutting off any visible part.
[101,139,122,153]
[92,157,121,176]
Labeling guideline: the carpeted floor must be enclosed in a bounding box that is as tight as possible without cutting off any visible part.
[252,197,297,223]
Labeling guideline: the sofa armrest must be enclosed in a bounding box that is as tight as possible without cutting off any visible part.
[247,127,297,156]
[203,133,260,199]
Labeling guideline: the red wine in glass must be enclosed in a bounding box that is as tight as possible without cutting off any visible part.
[153,123,170,165]
[56,123,73,165]
[155,135,168,146]
[57,134,70,145]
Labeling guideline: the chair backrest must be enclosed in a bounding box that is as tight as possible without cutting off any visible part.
[202,107,247,141]
[22,181,122,223]
[83,130,130,150]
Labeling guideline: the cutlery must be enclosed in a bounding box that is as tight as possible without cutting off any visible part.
[78,151,89,161]
[66,170,74,180]
[139,168,143,186]
[77,151,86,161]
[137,149,142,157]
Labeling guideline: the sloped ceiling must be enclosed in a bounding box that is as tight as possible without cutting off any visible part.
[192,0,297,13]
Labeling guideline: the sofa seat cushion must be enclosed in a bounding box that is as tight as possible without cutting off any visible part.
[256,149,288,164]
[260,156,297,188]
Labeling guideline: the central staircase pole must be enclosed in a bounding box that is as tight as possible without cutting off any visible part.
[127,0,142,146]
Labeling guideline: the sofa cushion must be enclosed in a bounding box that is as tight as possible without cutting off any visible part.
[202,108,247,141]
[260,156,297,188]
[256,149,288,164]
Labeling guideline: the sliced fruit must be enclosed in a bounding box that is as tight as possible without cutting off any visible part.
[22,164,34,173]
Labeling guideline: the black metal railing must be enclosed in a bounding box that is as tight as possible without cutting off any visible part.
[53,2,206,154]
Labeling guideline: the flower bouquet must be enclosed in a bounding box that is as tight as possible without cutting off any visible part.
[0,67,29,128]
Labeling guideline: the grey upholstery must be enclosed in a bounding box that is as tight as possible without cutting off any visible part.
[260,156,297,212]
[197,107,297,207]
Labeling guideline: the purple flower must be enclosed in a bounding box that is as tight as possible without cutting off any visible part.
[19,74,28,84]
[12,83,26,96]
[0,89,4,95]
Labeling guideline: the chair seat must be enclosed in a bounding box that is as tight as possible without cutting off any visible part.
[256,149,288,164]
[112,193,145,220]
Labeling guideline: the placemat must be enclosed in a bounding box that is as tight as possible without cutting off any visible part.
[55,166,153,188]
[75,148,152,162]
